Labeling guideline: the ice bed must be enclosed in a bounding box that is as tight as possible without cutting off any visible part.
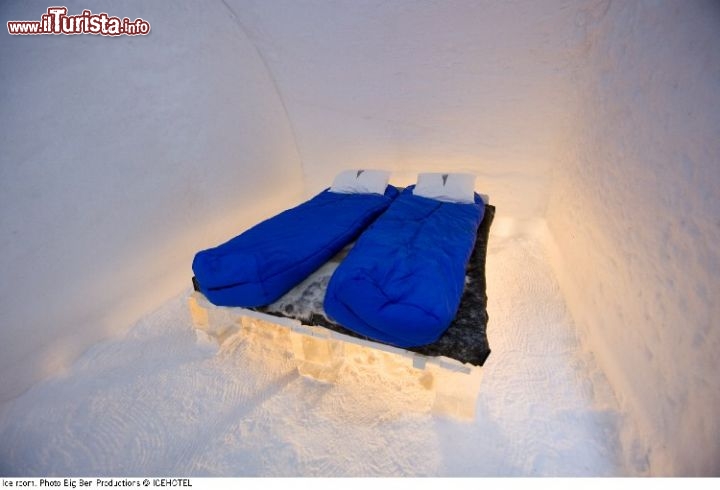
[189,172,494,418]
[188,201,494,418]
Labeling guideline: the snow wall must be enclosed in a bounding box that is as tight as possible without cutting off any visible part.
[0,0,304,402]
[546,0,720,476]
[232,0,582,220]
[1,0,719,476]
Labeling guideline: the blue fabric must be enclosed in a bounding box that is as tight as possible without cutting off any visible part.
[193,186,399,307]
[324,186,485,348]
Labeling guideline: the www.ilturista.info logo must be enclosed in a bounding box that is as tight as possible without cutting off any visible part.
[7,7,150,36]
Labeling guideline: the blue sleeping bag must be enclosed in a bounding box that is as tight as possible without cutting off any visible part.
[324,186,485,348]
[193,186,399,307]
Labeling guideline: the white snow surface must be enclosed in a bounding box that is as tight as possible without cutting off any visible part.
[0,234,630,476]
[2,0,718,478]
[230,0,585,218]
[0,0,304,403]
[546,0,720,475]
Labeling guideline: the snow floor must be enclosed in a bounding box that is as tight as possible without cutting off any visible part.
[0,234,630,476]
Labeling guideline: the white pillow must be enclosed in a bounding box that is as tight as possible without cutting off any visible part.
[330,169,391,195]
[413,172,477,204]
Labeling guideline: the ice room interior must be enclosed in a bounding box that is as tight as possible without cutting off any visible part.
[1,0,719,478]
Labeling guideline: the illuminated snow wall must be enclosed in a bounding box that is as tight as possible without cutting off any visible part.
[0,0,303,401]
[1,0,718,476]
[546,1,720,475]
[230,0,583,219]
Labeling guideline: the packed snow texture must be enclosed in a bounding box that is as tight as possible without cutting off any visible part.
[1,0,718,477]
[229,0,583,218]
[0,0,304,402]
[546,0,720,476]
[0,234,629,476]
